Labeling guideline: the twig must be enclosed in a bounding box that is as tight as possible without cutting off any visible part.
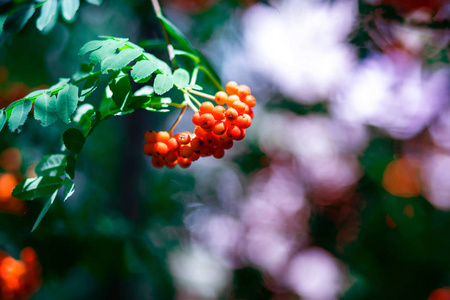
[169,105,187,135]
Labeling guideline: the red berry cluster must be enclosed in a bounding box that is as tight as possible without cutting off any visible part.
[143,81,256,168]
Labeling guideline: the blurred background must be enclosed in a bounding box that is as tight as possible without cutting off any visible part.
[0,0,449,299]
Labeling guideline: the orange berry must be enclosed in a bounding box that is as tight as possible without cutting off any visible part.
[222,138,233,150]
[167,137,180,151]
[194,126,207,137]
[164,151,179,163]
[165,161,177,168]
[180,145,194,158]
[227,125,243,140]
[156,131,170,143]
[191,137,203,151]
[0,173,17,200]
[214,91,228,105]
[248,109,254,119]
[226,94,240,107]
[153,142,168,156]
[176,132,191,145]
[143,143,154,156]
[192,112,201,126]
[225,81,239,95]
[231,100,248,114]
[213,122,227,135]
[200,146,214,157]
[144,130,157,143]
[152,156,165,168]
[199,101,215,114]
[235,114,252,129]
[203,132,220,147]
[190,151,201,161]
[200,113,215,130]
[178,157,192,168]
[212,147,225,159]
[225,108,239,122]
[237,85,251,100]
[212,105,226,121]
[244,95,256,108]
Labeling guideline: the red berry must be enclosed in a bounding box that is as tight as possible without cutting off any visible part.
[176,132,191,144]
[226,94,239,107]
[227,125,243,140]
[190,151,201,161]
[203,132,220,147]
[156,131,170,143]
[225,108,239,122]
[213,122,227,135]
[152,156,165,168]
[144,130,157,143]
[167,137,180,151]
[191,137,203,151]
[164,151,178,163]
[200,113,215,130]
[178,157,192,168]
[199,101,215,114]
[212,147,225,159]
[244,95,256,108]
[222,138,233,150]
[143,143,154,156]
[235,114,252,129]
[225,81,239,95]
[165,161,177,168]
[192,112,201,126]
[214,91,228,105]
[231,100,248,114]
[153,142,169,156]
[180,145,194,158]
[212,105,226,121]
[194,126,207,137]
[237,85,251,100]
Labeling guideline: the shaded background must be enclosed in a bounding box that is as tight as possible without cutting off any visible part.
[0,0,450,299]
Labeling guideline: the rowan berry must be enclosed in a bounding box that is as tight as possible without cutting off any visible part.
[143,143,154,156]
[200,146,214,157]
[153,142,169,156]
[156,131,171,143]
[178,157,192,168]
[180,145,194,158]
[235,114,252,129]
[225,108,239,122]
[225,81,239,95]
[214,91,228,105]
[144,130,157,143]
[199,113,215,130]
[152,156,165,168]
[199,101,215,114]
[192,112,201,126]
[221,138,233,150]
[231,100,248,114]
[244,95,256,108]
[190,151,201,161]
[203,132,220,147]
[226,94,240,107]
[237,85,251,100]
[212,147,225,159]
[248,109,254,119]
[194,126,207,137]
[212,105,226,121]
[167,137,180,151]
[164,151,179,163]
[213,122,227,135]
[191,137,203,151]
[165,161,177,168]
[176,132,191,145]
[227,125,243,140]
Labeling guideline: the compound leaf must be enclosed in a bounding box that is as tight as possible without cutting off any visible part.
[12,176,63,200]
[34,93,57,127]
[57,84,79,123]
[8,99,32,133]
[131,60,158,83]
[101,48,143,73]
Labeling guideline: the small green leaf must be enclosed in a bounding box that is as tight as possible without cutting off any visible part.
[61,0,80,22]
[65,156,76,179]
[0,109,6,132]
[89,39,127,64]
[63,178,75,201]
[63,128,85,154]
[186,84,202,91]
[35,154,67,177]
[73,103,95,132]
[57,84,79,123]
[78,40,104,57]
[8,99,32,133]
[3,4,35,34]
[101,48,143,73]
[154,74,174,95]
[173,68,189,89]
[140,96,172,112]
[34,94,57,127]
[109,71,131,109]
[12,176,63,200]
[131,60,158,83]
[143,53,171,75]
[36,0,58,32]
[31,189,58,232]
[86,0,102,5]
[81,73,100,98]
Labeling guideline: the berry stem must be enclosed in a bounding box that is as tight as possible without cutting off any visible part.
[191,66,199,84]
[184,93,199,112]
[150,0,178,69]
[187,89,215,101]
[169,105,187,135]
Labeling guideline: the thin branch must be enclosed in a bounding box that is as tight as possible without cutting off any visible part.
[150,0,178,69]
[187,89,215,101]
[169,105,187,135]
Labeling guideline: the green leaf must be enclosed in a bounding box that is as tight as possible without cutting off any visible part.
[89,39,127,65]
[131,60,158,83]
[101,48,143,73]
[63,128,85,154]
[73,103,95,132]
[143,53,171,75]
[57,84,79,123]
[154,74,174,95]
[49,78,70,90]
[109,71,131,110]
[78,40,105,57]
[34,94,57,127]
[65,156,76,179]
[31,189,58,232]
[36,0,58,32]
[173,68,189,89]
[0,109,6,132]
[12,176,63,200]
[186,84,202,91]
[3,4,35,34]
[8,99,32,133]
[85,0,102,5]
[63,177,75,201]
[35,154,67,177]
[61,0,80,22]
[81,73,100,98]
[133,96,171,112]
